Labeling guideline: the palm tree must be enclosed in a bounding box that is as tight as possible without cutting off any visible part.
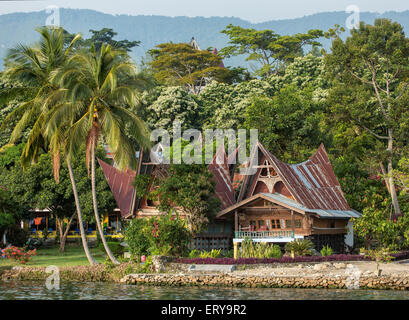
[49,44,151,264]
[0,27,97,265]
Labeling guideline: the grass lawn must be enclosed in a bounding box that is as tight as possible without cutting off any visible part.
[0,246,107,269]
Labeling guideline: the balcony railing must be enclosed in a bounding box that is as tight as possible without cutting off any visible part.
[235,230,295,239]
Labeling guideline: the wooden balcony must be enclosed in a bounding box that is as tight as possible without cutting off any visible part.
[235,230,295,239]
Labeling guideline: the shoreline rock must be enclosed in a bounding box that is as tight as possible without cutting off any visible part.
[119,273,409,291]
[1,260,409,291]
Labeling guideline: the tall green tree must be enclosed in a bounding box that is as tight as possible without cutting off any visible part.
[0,27,97,264]
[0,188,25,247]
[325,19,409,216]
[153,163,220,234]
[243,86,327,162]
[142,86,202,133]
[0,144,115,252]
[85,28,140,52]
[220,24,323,77]
[48,44,151,264]
[147,139,221,234]
[62,28,140,53]
[149,43,228,94]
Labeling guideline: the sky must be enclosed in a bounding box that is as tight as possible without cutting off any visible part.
[0,0,408,22]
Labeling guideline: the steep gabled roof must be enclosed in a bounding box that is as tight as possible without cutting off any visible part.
[208,144,235,210]
[238,142,351,211]
[98,158,136,218]
[99,145,236,216]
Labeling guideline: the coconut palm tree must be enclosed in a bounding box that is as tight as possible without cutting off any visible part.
[49,44,151,264]
[0,27,98,265]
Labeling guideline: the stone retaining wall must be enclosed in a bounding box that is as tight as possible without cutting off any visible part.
[120,273,409,291]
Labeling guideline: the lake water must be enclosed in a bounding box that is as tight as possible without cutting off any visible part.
[1,280,409,300]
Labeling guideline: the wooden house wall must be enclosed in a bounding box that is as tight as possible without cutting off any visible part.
[311,217,348,235]
[236,199,311,236]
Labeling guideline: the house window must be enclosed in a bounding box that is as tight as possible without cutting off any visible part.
[271,219,280,229]
[249,220,256,227]
[286,220,292,228]
[294,220,302,229]
[258,220,265,229]
[329,221,335,228]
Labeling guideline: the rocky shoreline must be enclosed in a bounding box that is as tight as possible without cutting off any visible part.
[2,260,409,291]
[120,273,409,290]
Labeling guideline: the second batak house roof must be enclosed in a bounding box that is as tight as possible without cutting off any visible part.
[99,144,238,218]
[216,142,361,219]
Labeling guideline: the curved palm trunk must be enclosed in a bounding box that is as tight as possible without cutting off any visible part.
[90,139,120,264]
[67,158,98,265]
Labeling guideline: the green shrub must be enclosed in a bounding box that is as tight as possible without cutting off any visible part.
[284,239,315,256]
[135,256,153,273]
[240,238,282,258]
[125,211,191,258]
[320,245,333,256]
[223,250,234,258]
[124,218,151,258]
[189,249,200,258]
[199,249,222,259]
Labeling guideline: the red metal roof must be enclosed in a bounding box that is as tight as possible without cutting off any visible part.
[259,143,350,211]
[98,158,136,218]
[208,144,235,210]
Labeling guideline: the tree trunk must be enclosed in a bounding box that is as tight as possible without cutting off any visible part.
[90,138,120,264]
[56,213,75,253]
[67,158,98,265]
[2,229,7,246]
[387,131,401,216]
[379,162,391,194]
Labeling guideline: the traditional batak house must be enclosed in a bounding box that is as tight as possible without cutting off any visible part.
[215,142,361,253]
[100,142,361,253]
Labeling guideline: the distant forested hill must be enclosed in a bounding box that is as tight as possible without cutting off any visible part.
[1,8,409,68]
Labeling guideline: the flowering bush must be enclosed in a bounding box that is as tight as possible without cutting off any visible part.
[125,211,191,258]
[2,246,37,264]
[176,255,370,265]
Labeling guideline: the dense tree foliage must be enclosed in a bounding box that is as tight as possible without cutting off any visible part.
[220,24,323,76]
[125,212,191,257]
[141,86,202,133]
[243,86,328,162]
[0,144,115,250]
[153,163,221,235]
[148,43,228,94]
[325,19,409,216]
